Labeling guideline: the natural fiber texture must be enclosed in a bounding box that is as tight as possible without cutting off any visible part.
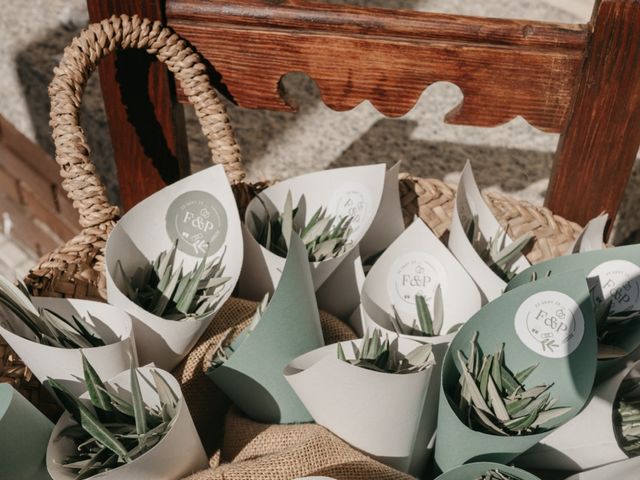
[398,174,582,262]
[171,297,356,455]
[181,407,412,480]
[169,296,405,480]
[26,13,244,300]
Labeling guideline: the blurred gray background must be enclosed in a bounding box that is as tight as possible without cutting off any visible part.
[1,0,637,276]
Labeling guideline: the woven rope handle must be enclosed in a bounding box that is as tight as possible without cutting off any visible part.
[49,14,245,229]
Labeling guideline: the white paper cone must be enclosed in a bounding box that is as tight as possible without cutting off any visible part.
[47,367,207,480]
[566,214,608,255]
[0,297,134,398]
[285,337,434,475]
[105,165,243,370]
[448,162,530,302]
[563,457,640,480]
[359,162,405,262]
[516,360,639,471]
[362,218,481,337]
[315,246,366,320]
[238,164,386,299]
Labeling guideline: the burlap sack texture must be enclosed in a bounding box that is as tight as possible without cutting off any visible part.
[172,297,410,479]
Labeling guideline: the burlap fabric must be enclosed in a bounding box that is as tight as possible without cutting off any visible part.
[171,297,405,479]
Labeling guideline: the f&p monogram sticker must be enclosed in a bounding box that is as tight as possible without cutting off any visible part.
[166,191,228,257]
[387,252,446,315]
[588,260,640,313]
[514,291,584,359]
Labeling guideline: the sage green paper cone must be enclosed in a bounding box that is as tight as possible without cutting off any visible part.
[508,245,640,375]
[0,384,53,480]
[207,233,323,423]
[434,272,597,472]
[435,462,540,480]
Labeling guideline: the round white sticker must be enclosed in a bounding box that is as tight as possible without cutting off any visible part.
[386,252,446,314]
[588,260,640,313]
[329,184,370,239]
[514,291,584,359]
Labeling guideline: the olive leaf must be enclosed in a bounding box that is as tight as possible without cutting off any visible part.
[475,470,523,480]
[253,191,354,262]
[337,329,435,374]
[49,360,179,479]
[465,215,532,282]
[390,286,445,337]
[118,241,230,321]
[0,274,106,349]
[453,332,570,436]
[614,376,640,456]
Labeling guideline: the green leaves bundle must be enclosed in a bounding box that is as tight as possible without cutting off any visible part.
[0,275,104,348]
[455,332,570,436]
[117,242,230,321]
[390,287,461,337]
[465,215,533,282]
[209,294,269,370]
[337,329,435,374]
[475,470,522,480]
[50,356,178,479]
[615,376,640,456]
[252,191,354,262]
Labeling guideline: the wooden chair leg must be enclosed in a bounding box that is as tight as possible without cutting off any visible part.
[86,0,188,212]
[545,0,640,230]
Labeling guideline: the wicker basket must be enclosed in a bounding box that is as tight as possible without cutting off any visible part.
[0,14,582,414]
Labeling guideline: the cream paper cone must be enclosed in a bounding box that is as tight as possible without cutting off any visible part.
[563,457,640,480]
[47,366,207,480]
[0,297,134,398]
[566,214,608,255]
[448,162,530,302]
[285,337,434,476]
[515,360,640,471]
[238,164,386,300]
[105,165,243,370]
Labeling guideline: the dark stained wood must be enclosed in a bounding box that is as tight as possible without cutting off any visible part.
[87,0,189,212]
[167,0,587,132]
[545,0,640,228]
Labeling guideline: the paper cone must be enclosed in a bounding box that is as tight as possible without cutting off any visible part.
[285,337,435,475]
[47,366,207,480]
[362,218,482,341]
[0,297,134,398]
[315,246,366,321]
[434,272,597,472]
[564,457,640,480]
[207,234,324,424]
[448,162,530,302]
[435,462,541,480]
[105,165,243,370]
[508,245,640,375]
[566,214,608,255]
[238,164,386,299]
[359,162,405,263]
[0,384,53,480]
[515,360,640,471]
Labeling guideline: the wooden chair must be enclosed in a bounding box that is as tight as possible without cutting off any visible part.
[86,0,640,231]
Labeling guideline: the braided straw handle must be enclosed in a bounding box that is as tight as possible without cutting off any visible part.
[49,14,245,229]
